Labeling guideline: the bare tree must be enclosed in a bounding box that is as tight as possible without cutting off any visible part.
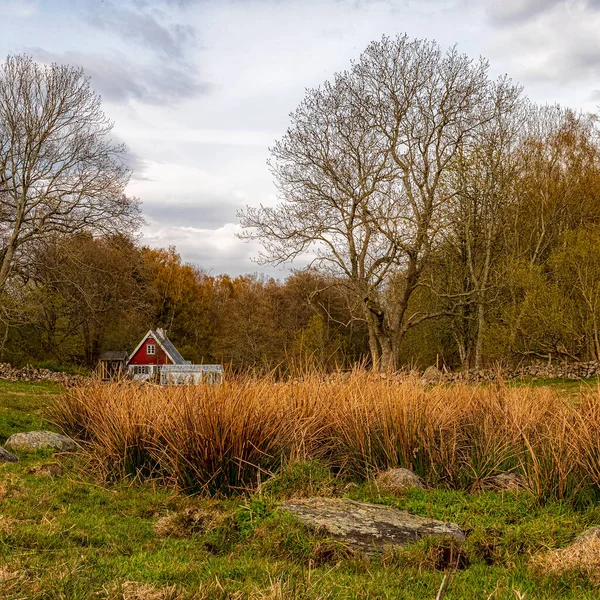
[0,55,139,293]
[240,35,519,370]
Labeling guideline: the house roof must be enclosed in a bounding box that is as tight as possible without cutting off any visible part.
[128,329,187,365]
[153,329,187,365]
[99,351,129,361]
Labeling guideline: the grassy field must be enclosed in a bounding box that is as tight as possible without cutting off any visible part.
[0,380,599,599]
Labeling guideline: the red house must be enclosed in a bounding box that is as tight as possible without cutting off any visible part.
[128,328,188,380]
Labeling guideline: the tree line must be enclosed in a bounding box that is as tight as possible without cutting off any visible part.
[3,237,367,370]
[2,43,600,372]
[241,35,600,371]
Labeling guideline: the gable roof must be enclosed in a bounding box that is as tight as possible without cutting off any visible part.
[153,328,187,365]
[100,351,129,361]
[128,329,187,365]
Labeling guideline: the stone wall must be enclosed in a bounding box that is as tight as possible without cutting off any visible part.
[0,363,82,385]
[428,360,600,383]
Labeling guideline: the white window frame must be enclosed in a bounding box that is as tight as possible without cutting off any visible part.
[146,343,156,355]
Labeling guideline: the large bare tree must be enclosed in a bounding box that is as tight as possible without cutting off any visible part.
[0,55,139,293]
[240,35,520,370]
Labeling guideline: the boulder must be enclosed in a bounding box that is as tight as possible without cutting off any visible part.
[5,430,77,453]
[0,446,19,463]
[279,497,465,555]
[375,468,425,492]
[482,472,527,491]
[421,366,444,384]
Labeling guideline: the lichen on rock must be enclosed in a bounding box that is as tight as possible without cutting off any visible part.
[279,497,465,555]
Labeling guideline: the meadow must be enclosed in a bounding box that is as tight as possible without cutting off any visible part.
[0,376,599,599]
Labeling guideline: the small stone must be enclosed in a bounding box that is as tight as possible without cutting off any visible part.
[27,462,63,477]
[481,472,527,491]
[5,431,77,453]
[0,447,19,463]
[574,526,600,545]
[279,497,465,555]
[375,468,425,492]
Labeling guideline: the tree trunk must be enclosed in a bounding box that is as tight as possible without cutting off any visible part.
[474,300,485,370]
[367,322,381,371]
[365,307,396,372]
[0,242,17,293]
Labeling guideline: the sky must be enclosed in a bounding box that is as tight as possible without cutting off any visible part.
[3,0,600,276]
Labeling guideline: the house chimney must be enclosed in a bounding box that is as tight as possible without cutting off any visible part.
[156,328,165,338]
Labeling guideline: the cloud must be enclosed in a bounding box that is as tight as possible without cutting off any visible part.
[141,220,287,276]
[116,126,278,147]
[86,1,196,60]
[488,0,600,24]
[525,32,600,84]
[485,0,600,93]
[1,0,37,18]
[46,0,207,106]
[27,48,209,105]
[123,150,150,181]
[143,198,240,228]
[488,0,562,24]
[127,160,251,227]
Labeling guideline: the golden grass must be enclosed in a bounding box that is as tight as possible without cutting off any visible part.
[51,374,600,500]
[118,582,184,600]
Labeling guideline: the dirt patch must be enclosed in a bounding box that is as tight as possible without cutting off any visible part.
[26,462,63,478]
[0,515,17,534]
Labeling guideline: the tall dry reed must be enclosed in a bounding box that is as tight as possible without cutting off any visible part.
[51,374,600,500]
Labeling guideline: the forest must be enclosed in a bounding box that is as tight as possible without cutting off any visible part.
[2,40,600,373]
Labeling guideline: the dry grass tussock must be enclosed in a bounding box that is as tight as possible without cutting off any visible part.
[116,581,184,600]
[0,565,24,597]
[110,578,328,600]
[531,530,600,584]
[153,505,226,538]
[51,373,600,500]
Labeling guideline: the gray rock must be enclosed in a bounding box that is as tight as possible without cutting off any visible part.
[5,430,77,453]
[279,497,465,554]
[375,468,425,492]
[0,446,19,463]
[421,366,444,384]
[574,526,600,545]
[482,472,527,491]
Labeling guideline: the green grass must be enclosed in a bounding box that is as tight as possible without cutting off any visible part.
[0,380,599,598]
[0,380,61,444]
[510,376,600,396]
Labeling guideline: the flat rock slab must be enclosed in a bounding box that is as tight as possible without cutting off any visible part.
[5,431,77,453]
[279,497,465,554]
[0,447,19,463]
